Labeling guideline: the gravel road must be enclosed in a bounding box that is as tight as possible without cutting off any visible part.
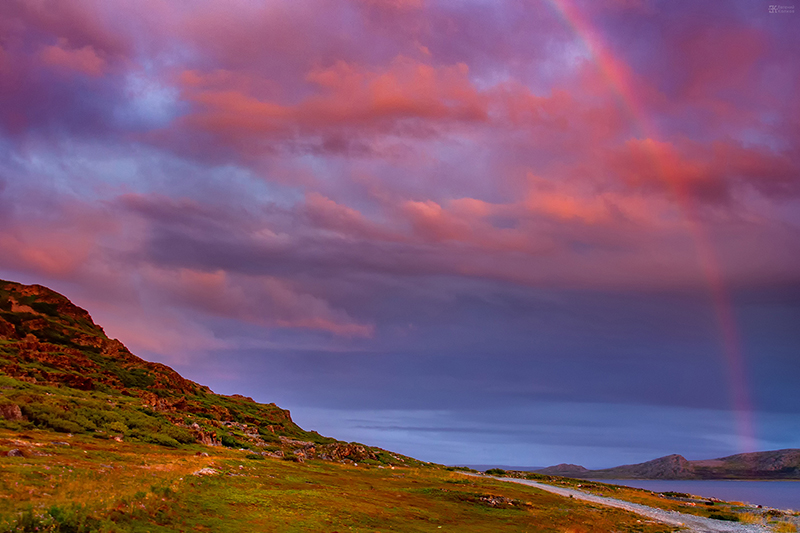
[490,476,773,533]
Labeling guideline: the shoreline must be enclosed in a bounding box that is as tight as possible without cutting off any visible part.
[475,474,776,533]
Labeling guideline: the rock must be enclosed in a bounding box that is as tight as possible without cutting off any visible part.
[52,442,70,447]
[195,452,209,457]
[315,442,377,462]
[229,394,255,403]
[0,316,16,338]
[192,467,219,476]
[0,404,23,421]
[6,449,24,457]
[192,429,220,447]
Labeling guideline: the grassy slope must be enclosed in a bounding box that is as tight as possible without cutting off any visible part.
[0,428,678,533]
[0,280,411,464]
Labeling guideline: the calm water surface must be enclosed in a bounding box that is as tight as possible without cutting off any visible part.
[593,480,800,511]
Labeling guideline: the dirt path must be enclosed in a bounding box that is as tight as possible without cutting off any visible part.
[489,476,772,533]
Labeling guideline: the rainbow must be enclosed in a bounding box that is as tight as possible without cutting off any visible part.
[546,0,757,452]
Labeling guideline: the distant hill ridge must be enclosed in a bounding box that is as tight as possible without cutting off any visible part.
[536,449,800,480]
[0,279,418,466]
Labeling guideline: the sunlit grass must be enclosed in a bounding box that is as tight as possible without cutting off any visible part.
[0,429,677,532]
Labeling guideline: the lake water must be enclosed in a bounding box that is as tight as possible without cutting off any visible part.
[592,479,800,511]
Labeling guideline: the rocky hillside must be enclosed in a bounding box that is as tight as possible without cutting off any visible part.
[0,279,416,466]
[586,454,695,479]
[536,450,800,480]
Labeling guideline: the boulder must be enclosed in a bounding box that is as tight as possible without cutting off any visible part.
[0,404,23,421]
[192,467,219,476]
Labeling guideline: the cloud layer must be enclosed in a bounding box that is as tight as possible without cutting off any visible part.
[1,0,798,465]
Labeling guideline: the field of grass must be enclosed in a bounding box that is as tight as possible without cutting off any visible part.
[0,429,678,533]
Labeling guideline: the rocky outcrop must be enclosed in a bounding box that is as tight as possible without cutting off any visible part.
[0,316,15,337]
[315,442,379,463]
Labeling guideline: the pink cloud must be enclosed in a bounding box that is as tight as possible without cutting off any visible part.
[304,57,486,123]
[607,138,799,203]
[1,0,131,58]
[175,56,487,151]
[0,0,797,301]
[0,233,91,277]
[358,0,424,10]
[675,26,766,102]
[40,40,105,76]
[303,192,403,242]
[142,267,374,338]
[0,204,115,278]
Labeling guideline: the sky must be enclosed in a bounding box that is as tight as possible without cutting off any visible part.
[0,0,799,469]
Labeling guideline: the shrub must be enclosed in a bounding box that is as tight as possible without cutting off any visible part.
[114,367,155,389]
[739,512,763,524]
[21,404,83,434]
[30,302,59,316]
[220,434,241,448]
[2,504,101,533]
[485,469,507,476]
[708,512,740,522]
[130,430,180,448]
[257,428,280,442]
[161,424,195,444]
[106,421,128,434]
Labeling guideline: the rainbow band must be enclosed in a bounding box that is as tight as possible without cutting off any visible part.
[546,0,756,452]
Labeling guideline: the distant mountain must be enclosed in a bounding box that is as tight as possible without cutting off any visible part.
[536,463,590,476]
[585,454,695,479]
[535,450,800,480]
[0,279,417,466]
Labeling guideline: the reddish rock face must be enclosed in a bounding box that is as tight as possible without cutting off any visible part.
[0,317,15,338]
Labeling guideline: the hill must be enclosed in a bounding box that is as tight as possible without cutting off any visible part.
[0,279,411,465]
[536,463,590,476]
[536,450,800,480]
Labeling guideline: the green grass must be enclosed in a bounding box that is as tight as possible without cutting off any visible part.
[0,428,678,533]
